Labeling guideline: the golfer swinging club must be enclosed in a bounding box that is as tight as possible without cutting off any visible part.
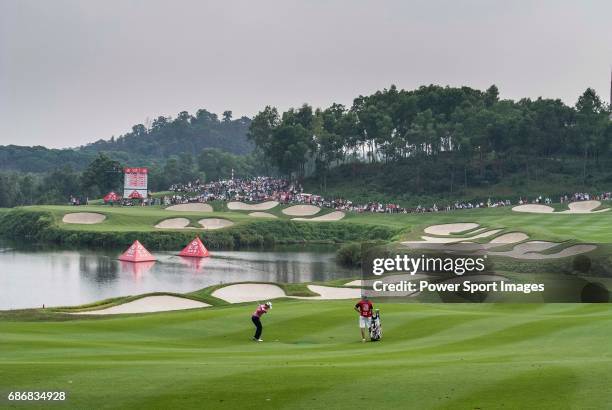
[354,295,373,342]
[251,301,272,342]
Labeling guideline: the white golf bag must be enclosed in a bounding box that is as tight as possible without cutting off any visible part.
[369,309,382,341]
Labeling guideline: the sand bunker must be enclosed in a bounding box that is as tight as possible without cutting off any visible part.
[281,205,321,216]
[166,203,213,212]
[563,201,609,213]
[292,211,345,222]
[466,228,487,235]
[155,218,190,229]
[404,230,527,250]
[417,229,502,244]
[248,212,278,218]
[512,204,554,213]
[404,226,593,260]
[213,284,286,303]
[404,242,492,251]
[499,241,558,254]
[424,223,479,236]
[546,244,597,258]
[213,283,362,303]
[513,201,609,214]
[62,212,106,224]
[198,218,234,230]
[489,232,529,244]
[344,280,363,287]
[280,285,361,300]
[72,283,366,311]
[568,201,600,212]
[300,285,361,299]
[489,241,596,259]
[73,296,209,315]
[228,201,279,211]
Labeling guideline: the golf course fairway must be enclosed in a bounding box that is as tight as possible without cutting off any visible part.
[2,301,611,409]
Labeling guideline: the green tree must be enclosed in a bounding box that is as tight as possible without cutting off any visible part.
[81,154,123,197]
[248,106,280,155]
[574,88,608,185]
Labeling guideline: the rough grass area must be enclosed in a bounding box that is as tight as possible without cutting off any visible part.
[1,301,611,409]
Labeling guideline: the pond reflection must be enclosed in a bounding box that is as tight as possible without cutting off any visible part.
[0,247,357,309]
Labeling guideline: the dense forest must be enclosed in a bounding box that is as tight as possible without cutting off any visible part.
[0,109,253,173]
[1,85,611,208]
[0,149,266,207]
[81,109,253,157]
[0,109,262,207]
[249,85,612,201]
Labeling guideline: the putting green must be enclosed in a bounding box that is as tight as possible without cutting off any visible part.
[1,301,611,408]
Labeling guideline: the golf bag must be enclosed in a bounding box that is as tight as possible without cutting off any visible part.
[369,310,382,341]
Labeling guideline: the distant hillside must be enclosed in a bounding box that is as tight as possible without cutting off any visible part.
[0,145,98,173]
[0,109,253,173]
[252,84,611,202]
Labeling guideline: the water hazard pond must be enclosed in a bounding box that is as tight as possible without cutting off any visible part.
[0,244,358,310]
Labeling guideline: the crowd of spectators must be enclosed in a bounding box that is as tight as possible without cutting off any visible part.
[166,177,612,213]
[561,192,612,202]
[165,177,517,214]
[69,196,88,206]
[167,177,299,205]
[85,176,612,214]
[518,192,612,206]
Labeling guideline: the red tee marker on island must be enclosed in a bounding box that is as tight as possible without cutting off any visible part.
[119,240,156,262]
[179,236,210,258]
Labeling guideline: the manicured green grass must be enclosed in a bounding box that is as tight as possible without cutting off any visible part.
[19,203,341,231]
[2,203,611,408]
[3,203,611,255]
[341,206,612,243]
[1,301,611,409]
[16,202,612,244]
[23,205,255,232]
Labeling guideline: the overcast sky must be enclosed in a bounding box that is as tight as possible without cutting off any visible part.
[1,0,611,148]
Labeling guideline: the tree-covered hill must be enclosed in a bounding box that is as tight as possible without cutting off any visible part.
[2,84,611,208]
[0,109,253,173]
[81,109,253,158]
[250,84,612,199]
[0,145,98,173]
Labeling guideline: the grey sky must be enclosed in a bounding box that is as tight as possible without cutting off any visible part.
[1,0,611,148]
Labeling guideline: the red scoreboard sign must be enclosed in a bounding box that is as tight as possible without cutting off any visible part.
[123,167,148,199]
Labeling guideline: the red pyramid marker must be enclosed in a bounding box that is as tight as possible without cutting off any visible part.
[128,190,143,199]
[179,236,210,258]
[119,240,156,262]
